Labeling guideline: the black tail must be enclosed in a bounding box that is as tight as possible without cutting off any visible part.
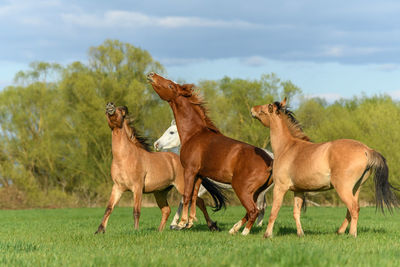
[370,151,399,213]
[201,178,228,212]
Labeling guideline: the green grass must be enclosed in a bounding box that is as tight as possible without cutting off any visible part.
[0,206,399,266]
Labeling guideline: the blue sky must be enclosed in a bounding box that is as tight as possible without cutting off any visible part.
[1,0,400,101]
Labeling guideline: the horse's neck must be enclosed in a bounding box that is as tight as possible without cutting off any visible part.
[111,126,139,161]
[270,117,294,157]
[172,146,180,155]
[170,97,206,145]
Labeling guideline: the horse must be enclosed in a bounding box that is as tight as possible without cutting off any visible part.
[148,72,274,235]
[95,103,226,234]
[154,119,274,227]
[251,98,399,238]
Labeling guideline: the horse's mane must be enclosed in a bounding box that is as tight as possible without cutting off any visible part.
[274,101,310,141]
[185,89,220,133]
[120,106,152,152]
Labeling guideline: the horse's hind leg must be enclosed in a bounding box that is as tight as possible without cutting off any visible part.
[187,178,202,229]
[196,197,220,231]
[95,184,123,234]
[337,209,351,234]
[336,187,360,237]
[255,192,267,227]
[231,183,259,236]
[176,168,198,229]
[333,180,361,237]
[229,214,248,235]
[293,192,305,237]
[154,190,172,232]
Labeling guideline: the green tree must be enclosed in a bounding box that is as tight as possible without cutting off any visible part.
[200,73,302,149]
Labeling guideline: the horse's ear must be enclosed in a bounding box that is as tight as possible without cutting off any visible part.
[280,97,287,108]
[178,84,194,97]
[171,119,176,126]
[121,106,129,117]
[268,104,274,113]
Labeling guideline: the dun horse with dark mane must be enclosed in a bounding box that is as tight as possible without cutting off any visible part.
[251,98,399,237]
[95,103,224,233]
[148,73,274,235]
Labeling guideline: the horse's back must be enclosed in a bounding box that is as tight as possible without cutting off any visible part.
[287,139,370,191]
[182,131,272,183]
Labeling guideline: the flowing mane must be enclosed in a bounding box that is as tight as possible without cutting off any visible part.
[274,101,310,141]
[120,107,152,152]
[186,89,220,133]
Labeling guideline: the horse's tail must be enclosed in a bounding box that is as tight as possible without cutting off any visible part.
[368,150,399,213]
[201,178,228,212]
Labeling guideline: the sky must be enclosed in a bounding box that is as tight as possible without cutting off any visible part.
[1,0,400,102]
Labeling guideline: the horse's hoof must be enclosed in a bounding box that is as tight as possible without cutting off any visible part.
[263,233,273,239]
[297,232,304,237]
[208,221,221,232]
[256,221,263,227]
[170,225,186,231]
[95,226,105,234]
[241,228,250,236]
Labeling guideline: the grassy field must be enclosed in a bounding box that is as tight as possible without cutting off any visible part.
[0,206,399,266]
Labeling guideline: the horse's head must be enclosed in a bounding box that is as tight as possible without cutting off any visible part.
[147,72,194,101]
[154,120,180,151]
[105,102,129,129]
[251,98,287,127]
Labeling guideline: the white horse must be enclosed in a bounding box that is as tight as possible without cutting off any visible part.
[155,120,274,228]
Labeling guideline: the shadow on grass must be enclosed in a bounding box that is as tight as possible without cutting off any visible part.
[183,222,267,234]
[274,225,388,236]
[354,226,387,234]
[276,226,329,236]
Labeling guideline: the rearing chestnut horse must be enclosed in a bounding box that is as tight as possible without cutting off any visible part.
[148,72,274,235]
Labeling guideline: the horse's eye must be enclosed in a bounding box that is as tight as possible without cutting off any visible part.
[168,84,173,89]
[169,131,174,135]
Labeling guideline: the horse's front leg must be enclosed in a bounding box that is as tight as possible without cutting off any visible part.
[95,184,123,234]
[170,199,183,229]
[293,192,305,237]
[264,183,288,238]
[133,188,143,230]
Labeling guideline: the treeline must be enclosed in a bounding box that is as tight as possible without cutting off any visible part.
[0,40,399,208]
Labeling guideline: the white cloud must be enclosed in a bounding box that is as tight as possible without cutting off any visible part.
[374,63,399,72]
[61,10,264,29]
[320,45,384,58]
[240,56,267,67]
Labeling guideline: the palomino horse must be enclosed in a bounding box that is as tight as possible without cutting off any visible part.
[148,72,274,235]
[95,103,225,234]
[251,98,399,237]
[154,119,274,227]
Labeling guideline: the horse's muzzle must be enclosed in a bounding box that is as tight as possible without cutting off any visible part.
[106,102,116,115]
[147,72,155,82]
